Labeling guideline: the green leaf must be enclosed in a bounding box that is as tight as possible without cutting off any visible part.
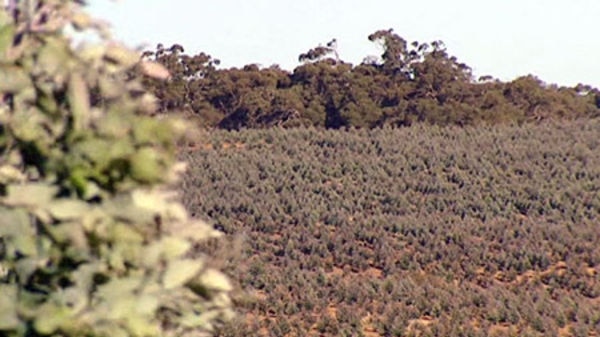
[96,276,143,302]
[131,188,170,213]
[3,183,58,207]
[67,72,91,132]
[72,138,113,166]
[163,258,204,289]
[104,195,155,224]
[126,314,160,337]
[0,8,12,26]
[72,263,104,293]
[0,23,15,60]
[0,207,38,257]
[129,147,165,183]
[44,221,88,254]
[0,165,26,183]
[92,324,129,337]
[142,237,191,267]
[160,237,192,259]
[110,240,142,269]
[15,257,46,281]
[0,65,32,93]
[98,76,125,99]
[168,219,222,241]
[107,138,136,164]
[132,117,175,146]
[0,284,20,330]
[132,118,158,145]
[13,235,38,257]
[112,222,143,243]
[34,302,73,335]
[107,248,125,271]
[81,180,102,201]
[105,297,136,320]
[54,286,89,315]
[46,199,91,220]
[69,167,89,196]
[36,37,71,77]
[0,207,32,236]
[37,91,59,114]
[11,108,49,143]
[95,294,161,335]
[180,309,220,329]
[197,268,233,292]
[133,294,160,316]
[96,110,132,137]
[12,86,36,106]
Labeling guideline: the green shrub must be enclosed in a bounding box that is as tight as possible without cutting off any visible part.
[0,1,233,336]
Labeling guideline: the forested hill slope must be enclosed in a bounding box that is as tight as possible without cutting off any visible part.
[137,30,600,129]
[179,118,600,337]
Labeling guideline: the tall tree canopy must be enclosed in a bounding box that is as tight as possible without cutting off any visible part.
[138,29,600,129]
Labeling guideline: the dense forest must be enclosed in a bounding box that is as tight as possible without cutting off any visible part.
[136,29,600,129]
[180,120,600,336]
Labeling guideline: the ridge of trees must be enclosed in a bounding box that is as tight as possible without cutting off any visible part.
[138,29,600,129]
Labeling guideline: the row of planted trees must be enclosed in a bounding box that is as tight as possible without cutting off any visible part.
[139,29,600,129]
[181,122,600,336]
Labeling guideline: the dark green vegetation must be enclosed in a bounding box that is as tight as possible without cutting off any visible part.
[140,30,600,130]
[181,119,600,337]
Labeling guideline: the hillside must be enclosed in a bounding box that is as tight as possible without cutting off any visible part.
[179,118,600,337]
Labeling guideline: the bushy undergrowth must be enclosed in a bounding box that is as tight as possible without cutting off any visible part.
[180,118,600,337]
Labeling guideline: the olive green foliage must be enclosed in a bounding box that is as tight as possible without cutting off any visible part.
[181,119,600,336]
[141,29,600,130]
[0,2,233,337]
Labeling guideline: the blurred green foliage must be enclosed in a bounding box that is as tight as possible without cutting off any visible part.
[0,1,233,336]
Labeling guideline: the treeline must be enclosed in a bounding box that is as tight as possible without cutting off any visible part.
[138,29,600,129]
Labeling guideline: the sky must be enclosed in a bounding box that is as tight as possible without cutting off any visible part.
[86,0,600,88]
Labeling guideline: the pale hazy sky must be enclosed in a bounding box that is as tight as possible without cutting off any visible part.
[87,0,599,88]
